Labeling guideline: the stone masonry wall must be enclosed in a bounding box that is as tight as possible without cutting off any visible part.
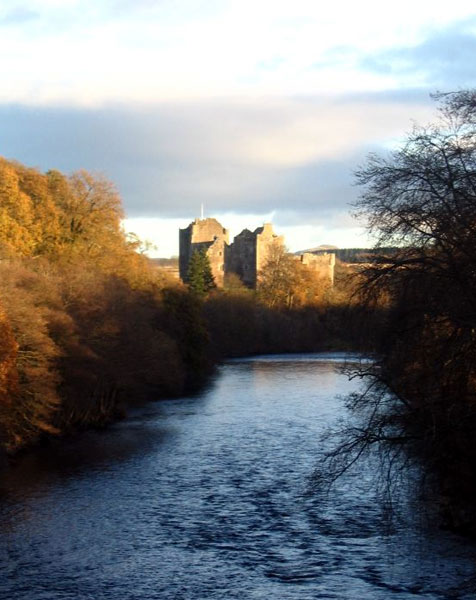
[255,223,285,278]
[299,252,335,286]
[226,223,284,287]
[226,229,257,287]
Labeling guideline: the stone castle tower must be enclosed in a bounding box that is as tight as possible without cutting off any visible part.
[226,223,284,287]
[179,217,334,289]
[179,218,229,287]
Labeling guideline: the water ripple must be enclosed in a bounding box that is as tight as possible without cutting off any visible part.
[1,355,476,599]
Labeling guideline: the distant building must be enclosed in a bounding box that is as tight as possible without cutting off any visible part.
[298,252,335,286]
[179,218,229,287]
[179,217,335,288]
[226,223,284,287]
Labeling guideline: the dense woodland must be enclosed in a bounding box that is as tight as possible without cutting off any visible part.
[0,161,214,454]
[0,158,362,456]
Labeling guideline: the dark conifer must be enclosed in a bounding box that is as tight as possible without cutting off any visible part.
[187,248,216,297]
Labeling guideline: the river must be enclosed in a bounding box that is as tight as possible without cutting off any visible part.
[1,353,475,599]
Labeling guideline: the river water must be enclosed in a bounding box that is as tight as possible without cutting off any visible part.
[1,354,476,599]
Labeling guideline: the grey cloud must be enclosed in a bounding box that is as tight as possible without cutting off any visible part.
[0,95,427,224]
[361,17,476,87]
[334,87,434,107]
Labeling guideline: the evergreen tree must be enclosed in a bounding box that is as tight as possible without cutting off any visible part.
[187,248,215,297]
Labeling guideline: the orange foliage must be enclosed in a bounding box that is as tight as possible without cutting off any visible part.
[0,303,18,405]
[0,157,212,451]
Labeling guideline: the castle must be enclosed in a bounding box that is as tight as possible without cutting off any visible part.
[179,218,335,288]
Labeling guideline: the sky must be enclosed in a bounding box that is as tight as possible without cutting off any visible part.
[1,1,476,256]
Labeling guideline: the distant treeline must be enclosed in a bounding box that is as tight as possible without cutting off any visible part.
[308,247,399,263]
[151,249,401,266]
[0,157,370,456]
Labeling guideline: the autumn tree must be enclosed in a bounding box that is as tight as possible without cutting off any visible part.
[0,159,36,256]
[257,244,298,308]
[0,158,219,451]
[0,261,61,450]
[0,160,138,271]
[257,245,329,309]
[0,302,19,449]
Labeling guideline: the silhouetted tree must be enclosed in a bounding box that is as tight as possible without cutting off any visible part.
[319,90,476,534]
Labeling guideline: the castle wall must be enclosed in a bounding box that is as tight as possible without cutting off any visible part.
[255,223,285,276]
[227,229,257,287]
[299,252,335,286]
[226,223,284,287]
[203,237,226,287]
[179,227,193,281]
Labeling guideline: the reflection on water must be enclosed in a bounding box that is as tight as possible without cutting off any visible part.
[0,353,475,599]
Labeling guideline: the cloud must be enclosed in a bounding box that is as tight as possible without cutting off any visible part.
[0,7,39,25]
[1,2,475,105]
[0,92,434,228]
[0,3,473,255]
[361,17,476,87]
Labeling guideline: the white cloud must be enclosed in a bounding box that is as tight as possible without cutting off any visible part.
[0,1,475,104]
